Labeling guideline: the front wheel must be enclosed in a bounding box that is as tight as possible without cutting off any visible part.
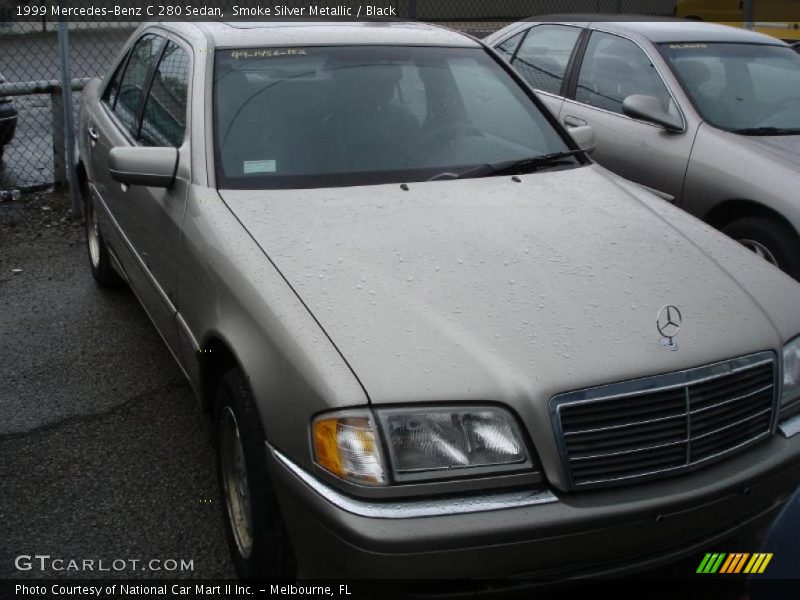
[722,216,800,281]
[215,369,296,579]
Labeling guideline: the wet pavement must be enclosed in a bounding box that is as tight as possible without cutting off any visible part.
[0,190,234,579]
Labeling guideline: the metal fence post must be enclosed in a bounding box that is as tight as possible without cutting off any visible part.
[50,87,66,187]
[57,18,81,217]
[743,0,755,30]
[408,0,417,19]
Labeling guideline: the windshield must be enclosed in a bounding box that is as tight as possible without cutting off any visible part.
[659,42,800,134]
[213,45,573,189]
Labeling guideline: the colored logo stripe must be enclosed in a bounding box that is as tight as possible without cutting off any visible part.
[735,553,751,573]
[697,553,773,574]
[719,554,736,574]
[697,553,727,573]
[722,553,750,574]
[744,553,774,574]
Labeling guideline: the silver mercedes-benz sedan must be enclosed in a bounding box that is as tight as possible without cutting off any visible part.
[486,19,800,280]
[77,20,800,580]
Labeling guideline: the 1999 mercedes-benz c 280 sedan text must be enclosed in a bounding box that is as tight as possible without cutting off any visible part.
[77,21,800,580]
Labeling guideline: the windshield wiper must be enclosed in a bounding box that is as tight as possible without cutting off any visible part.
[731,126,800,136]
[427,149,585,182]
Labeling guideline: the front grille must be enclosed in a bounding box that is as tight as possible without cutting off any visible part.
[552,353,777,489]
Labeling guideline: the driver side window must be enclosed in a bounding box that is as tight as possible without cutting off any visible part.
[111,33,165,137]
[576,31,672,115]
[102,58,126,108]
[140,41,190,148]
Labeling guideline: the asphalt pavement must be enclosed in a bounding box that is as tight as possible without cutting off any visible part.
[0,190,234,579]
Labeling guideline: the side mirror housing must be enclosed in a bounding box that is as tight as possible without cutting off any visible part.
[622,94,684,132]
[109,146,178,188]
[569,124,596,154]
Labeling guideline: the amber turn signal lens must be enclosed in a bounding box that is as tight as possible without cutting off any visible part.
[313,415,386,485]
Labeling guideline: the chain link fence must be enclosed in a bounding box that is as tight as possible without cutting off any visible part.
[1,1,680,192]
[0,17,133,191]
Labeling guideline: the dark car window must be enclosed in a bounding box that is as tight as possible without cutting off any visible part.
[511,25,582,95]
[113,33,165,137]
[102,56,127,108]
[495,31,526,61]
[214,45,572,190]
[140,41,190,147]
[576,31,672,114]
[660,42,800,132]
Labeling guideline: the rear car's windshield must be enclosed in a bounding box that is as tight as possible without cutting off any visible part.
[659,42,800,134]
[213,45,571,189]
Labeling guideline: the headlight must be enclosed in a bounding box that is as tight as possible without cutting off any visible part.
[313,406,530,486]
[378,407,528,481]
[783,336,800,406]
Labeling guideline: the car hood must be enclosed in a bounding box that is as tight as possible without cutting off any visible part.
[220,165,793,408]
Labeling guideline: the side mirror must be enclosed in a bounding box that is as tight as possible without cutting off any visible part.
[569,124,596,154]
[622,94,684,132]
[109,146,178,188]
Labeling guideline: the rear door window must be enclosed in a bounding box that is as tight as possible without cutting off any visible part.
[511,25,582,95]
[495,31,526,61]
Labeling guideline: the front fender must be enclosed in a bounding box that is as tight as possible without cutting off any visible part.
[683,125,800,234]
[177,185,368,471]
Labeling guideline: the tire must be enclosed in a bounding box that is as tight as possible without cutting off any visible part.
[81,174,122,288]
[722,216,800,281]
[215,368,296,580]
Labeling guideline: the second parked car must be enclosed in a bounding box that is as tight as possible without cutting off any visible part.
[486,19,800,279]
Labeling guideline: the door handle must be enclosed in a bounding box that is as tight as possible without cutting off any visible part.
[87,127,99,142]
[563,116,587,128]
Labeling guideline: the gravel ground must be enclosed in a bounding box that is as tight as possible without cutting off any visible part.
[0,190,234,579]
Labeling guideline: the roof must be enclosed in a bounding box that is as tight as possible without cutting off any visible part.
[486,16,794,49]
[187,20,480,48]
[594,20,788,45]
[524,13,680,26]
[519,16,786,46]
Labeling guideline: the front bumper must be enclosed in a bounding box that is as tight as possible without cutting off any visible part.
[0,101,18,146]
[266,422,800,580]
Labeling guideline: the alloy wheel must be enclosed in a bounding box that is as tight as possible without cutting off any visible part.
[220,406,254,559]
[738,238,780,267]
